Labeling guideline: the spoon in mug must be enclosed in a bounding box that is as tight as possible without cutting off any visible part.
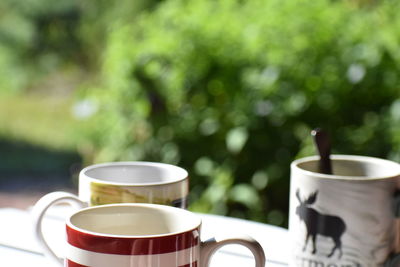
[311,128,333,175]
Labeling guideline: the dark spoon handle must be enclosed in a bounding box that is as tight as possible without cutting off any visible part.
[311,128,332,175]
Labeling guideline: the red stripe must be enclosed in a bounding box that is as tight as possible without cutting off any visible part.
[67,225,200,255]
[66,259,88,267]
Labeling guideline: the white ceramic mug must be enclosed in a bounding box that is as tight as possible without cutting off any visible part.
[34,203,266,267]
[36,161,189,209]
[289,155,400,267]
[79,161,189,207]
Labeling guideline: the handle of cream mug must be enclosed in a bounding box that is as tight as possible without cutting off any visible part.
[200,234,266,267]
[31,191,87,266]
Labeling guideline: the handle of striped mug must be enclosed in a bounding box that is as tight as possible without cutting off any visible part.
[200,234,266,267]
[31,191,87,266]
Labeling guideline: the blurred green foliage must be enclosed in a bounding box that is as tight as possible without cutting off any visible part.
[82,0,400,226]
[0,0,162,94]
[0,0,82,93]
[2,0,400,226]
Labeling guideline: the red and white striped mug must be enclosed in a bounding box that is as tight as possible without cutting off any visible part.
[34,203,266,267]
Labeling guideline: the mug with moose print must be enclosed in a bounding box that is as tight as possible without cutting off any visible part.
[289,155,400,267]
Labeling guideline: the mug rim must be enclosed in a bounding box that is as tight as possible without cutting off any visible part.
[80,161,189,186]
[291,154,400,180]
[67,203,201,239]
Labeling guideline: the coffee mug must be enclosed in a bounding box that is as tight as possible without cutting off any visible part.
[38,161,189,208]
[289,155,400,267]
[33,203,266,267]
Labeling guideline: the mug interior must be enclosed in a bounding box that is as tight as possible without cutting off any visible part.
[83,162,188,185]
[68,204,200,236]
[295,155,400,179]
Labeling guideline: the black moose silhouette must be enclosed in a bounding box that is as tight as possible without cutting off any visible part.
[295,189,346,258]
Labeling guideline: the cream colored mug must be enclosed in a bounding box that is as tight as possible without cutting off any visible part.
[40,161,189,208]
[79,161,189,207]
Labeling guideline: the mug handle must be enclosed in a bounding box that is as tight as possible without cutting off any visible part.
[200,234,266,267]
[31,191,87,266]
